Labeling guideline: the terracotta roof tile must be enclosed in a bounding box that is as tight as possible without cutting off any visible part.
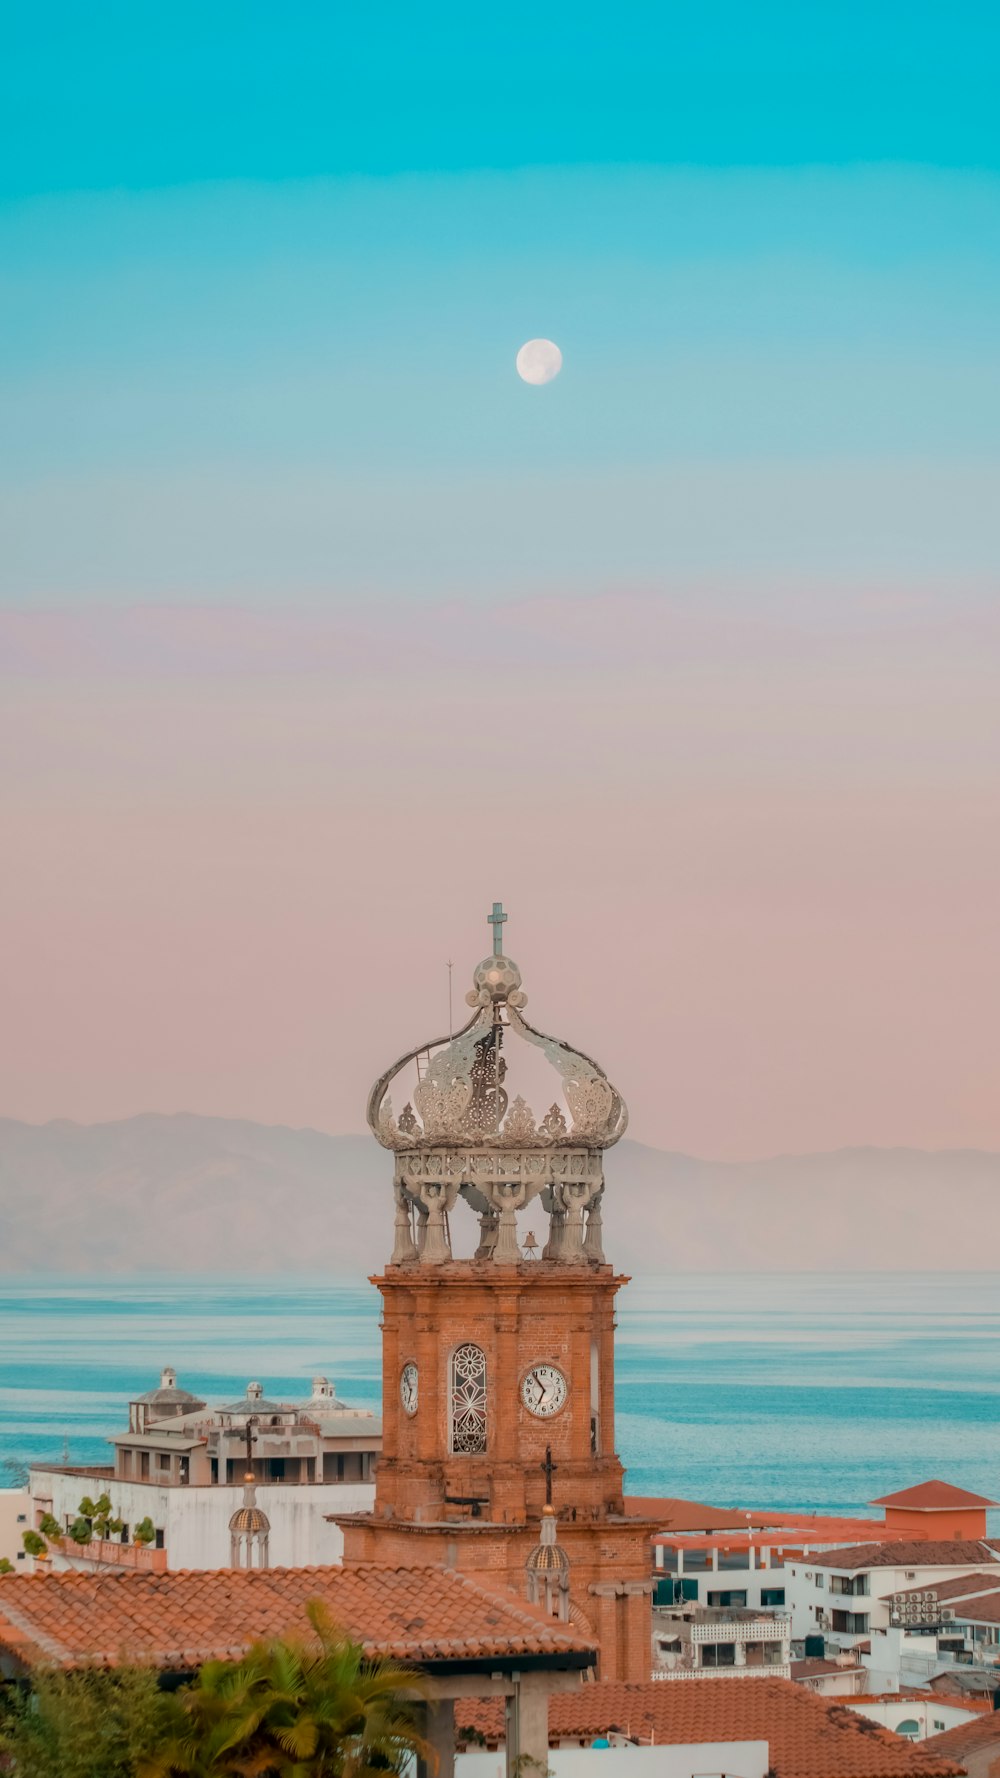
[871,1482,1000,1512]
[806,1540,1000,1571]
[928,1715,1000,1761]
[892,1573,1000,1602]
[457,1678,966,1777]
[625,1497,752,1532]
[0,1565,596,1672]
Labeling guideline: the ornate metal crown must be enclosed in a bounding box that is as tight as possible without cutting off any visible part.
[367,904,627,1267]
[368,916,627,1156]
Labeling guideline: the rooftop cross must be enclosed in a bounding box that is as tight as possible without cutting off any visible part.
[488,901,508,958]
[540,1444,559,1506]
[244,1415,259,1473]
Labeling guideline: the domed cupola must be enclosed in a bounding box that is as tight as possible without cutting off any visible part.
[367,903,627,1267]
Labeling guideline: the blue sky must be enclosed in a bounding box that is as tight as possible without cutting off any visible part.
[3,4,1000,1157]
[2,3,1000,605]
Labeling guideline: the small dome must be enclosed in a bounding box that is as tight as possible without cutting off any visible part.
[526,1506,570,1573]
[471,954,523,1002]
[229,1502,271,1535]
[135,1367,206,1417]
[220,1383,291,1417]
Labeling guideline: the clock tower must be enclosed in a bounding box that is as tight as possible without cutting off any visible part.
[337,906,654,1683]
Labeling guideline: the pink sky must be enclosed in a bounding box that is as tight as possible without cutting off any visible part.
[2,585,998,1161]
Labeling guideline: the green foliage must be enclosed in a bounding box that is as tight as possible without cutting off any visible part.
[140,1603,431,1777]
[38,1513,63,1539]
[68,1516,94,1546]
[133,1516,157,1546]
[0,1557,13,1574]
[0,1665,164,1778]
[21,1529,47,1557]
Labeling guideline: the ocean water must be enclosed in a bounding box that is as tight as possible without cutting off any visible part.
[1,1273,998,1524]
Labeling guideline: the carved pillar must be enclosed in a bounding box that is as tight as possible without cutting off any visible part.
[583,1188,605,1262]
[543,1205,567,1261]
[491,1182,526,1265]
[391,1185,418,1264]
[558,1182,589,1262]
[474,1208,499,1260]
[418,1185,452,1266]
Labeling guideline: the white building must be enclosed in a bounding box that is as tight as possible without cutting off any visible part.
[866,1571,1000,1692]
[652,1605,791,1680]
[782,1539,1000,1664]
[27,1367,379,1573]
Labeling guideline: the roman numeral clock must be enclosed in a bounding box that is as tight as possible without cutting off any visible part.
[335,904,656,1686]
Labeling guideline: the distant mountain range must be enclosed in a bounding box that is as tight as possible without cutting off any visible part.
[1,1114,997,1274]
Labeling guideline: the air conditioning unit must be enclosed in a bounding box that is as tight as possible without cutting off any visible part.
[905,1572,916,1580]
[805,1572,813,1581]
[940,1610,955,1622]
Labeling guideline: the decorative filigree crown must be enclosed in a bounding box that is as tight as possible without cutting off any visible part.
[367,937,627,1156]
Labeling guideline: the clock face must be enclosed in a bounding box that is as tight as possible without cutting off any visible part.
[521,1364,568,1418]
[400,1363,418,1416]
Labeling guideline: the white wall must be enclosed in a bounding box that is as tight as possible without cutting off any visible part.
[457,1741,770,1778]
[29,1469,374,1570]
[0,1489,30,1566]
[843,1698,981,1741]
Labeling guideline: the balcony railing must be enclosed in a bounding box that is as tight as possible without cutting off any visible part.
[52,1536,167,1574]
[652,1665,792,1682]
[692,1617,789,1643]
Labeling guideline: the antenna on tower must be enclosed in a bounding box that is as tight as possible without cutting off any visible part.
[447,959,453,1040]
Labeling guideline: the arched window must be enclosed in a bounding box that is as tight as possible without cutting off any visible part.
[894,1721,921,1740]
[450,1343,487,1453]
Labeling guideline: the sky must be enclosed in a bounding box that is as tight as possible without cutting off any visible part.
[1,3,999,1159]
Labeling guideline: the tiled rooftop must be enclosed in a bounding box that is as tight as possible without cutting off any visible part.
[872,1482,1000,1512]
[624,1496,752,1532]
[928,1713,1000,1761]
[892,1573,1000,1602]
[0,1564,596,1672]
[805,1539,1000,1571]
[456,1678,966,1777]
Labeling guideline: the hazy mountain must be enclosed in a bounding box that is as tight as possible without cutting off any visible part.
[1,1114,997,1275]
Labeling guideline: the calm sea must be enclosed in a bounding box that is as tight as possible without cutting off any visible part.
[1,1273,998,1524]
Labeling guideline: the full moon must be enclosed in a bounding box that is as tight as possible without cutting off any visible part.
[516,338,563,385]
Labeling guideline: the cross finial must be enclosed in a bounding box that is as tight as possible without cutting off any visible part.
[487,901,508,958]
[540,1444,558,1506]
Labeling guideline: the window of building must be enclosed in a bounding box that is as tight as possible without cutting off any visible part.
[707,1590,747,1608]
[815,1573,825,1588]
[895,1721,920,1740]
[154,1528,165,1550]
[761,1588,786,1607]
[763,1643,785,1665]
[933,1721,945,1732]
[450,1343,487,1454]
[702,1643,736,1667]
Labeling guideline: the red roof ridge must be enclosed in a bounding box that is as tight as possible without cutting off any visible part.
[871,1480,1000,1511]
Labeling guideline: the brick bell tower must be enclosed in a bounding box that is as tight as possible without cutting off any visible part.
[337,904,654,1683]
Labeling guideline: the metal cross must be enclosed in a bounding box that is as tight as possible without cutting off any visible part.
[244,1415,259,1472]
[487,901,507,957]
[540,1444,558,1506]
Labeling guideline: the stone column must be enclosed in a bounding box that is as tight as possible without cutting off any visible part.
[424,1696,455,1778]
[507,1674,550,1778]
